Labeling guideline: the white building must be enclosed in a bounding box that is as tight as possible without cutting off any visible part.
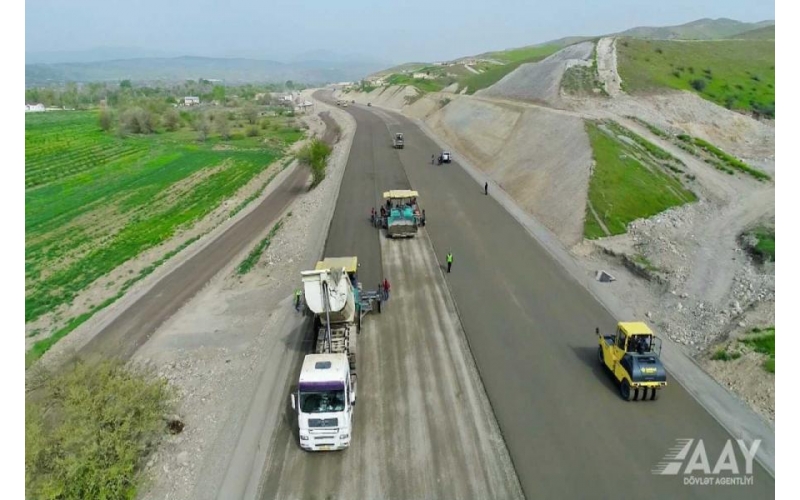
[25,103,45,112]
[184,96,200,106]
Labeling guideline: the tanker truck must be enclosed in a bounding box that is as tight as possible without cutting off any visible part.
[290,257,381,451]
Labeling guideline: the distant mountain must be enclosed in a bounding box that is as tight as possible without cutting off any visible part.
[614,18,774,40]
[728,25,775,40]
[25,55,386,86]
[26,47,181,64]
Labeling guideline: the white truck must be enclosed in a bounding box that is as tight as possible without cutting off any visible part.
[290,257,381,451]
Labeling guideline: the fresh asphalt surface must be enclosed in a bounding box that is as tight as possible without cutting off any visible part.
[258,94,522,499]
[284,92,773,499]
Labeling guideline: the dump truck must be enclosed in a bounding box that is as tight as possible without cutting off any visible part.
[392,132,405,149]
[290,257,381,450]
[373,190,426,238]
[596,322,667,401]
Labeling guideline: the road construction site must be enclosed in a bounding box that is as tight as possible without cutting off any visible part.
[48,84,774,499]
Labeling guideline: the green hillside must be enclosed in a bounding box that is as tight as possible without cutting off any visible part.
[617,38,774,118]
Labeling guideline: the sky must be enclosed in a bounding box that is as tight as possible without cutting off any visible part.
[25,0,775,64]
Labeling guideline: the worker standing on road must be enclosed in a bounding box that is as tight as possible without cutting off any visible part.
[446,252,453,273]
[484,182,488,196]
[383,278,391,301]
[294,289,302,311]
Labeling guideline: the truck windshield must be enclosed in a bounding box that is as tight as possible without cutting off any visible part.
[299,390,345,413]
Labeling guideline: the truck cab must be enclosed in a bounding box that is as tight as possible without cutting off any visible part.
[291,353,355,451]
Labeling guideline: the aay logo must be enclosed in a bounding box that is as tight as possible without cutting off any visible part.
[653,438,760,486]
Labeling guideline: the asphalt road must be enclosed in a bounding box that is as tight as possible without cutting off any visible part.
[354,103,775,499]
[78,166,309,362]
[258,93,522,499]
[268,92,773,499]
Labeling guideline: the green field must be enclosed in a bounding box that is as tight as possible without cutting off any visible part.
[617,38,774,117]
[584,121,697,239]
[26,111,302,333]
[741,327,775,373]
[386,73,448,93]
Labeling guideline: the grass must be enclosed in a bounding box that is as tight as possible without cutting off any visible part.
[740,327,775,373]
[605,121,683,164]
[561,63,605,96]
[26,234,203,367]
[583,121,697,239]
[26,110,302,352]
[616,38,774,118]
[676,134,770,180]
[459,45,559,94]
[711,349,742,361]
[631,254,660,272]
[386,73,446,93]
[26,360,174,499]
[237,219,283,275]
[751,227,775,262]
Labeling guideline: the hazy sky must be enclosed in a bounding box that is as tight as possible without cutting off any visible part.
[26,0,775,63]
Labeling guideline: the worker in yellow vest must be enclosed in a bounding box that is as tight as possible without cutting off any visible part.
[446,252,453,273]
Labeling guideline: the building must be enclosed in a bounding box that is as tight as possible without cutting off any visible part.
[184,96,200,106]
[25,103,45,112]
[412,72,433,80]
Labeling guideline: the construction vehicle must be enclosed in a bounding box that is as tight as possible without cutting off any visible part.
[392,132,405,149]
[290,257,382,450]
[596,322,667,401]
[437,151,452,164]
[373,190,426,238]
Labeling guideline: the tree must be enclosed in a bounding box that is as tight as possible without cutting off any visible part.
[197,116,211,142]
[163,108,180,131]
[215,112,230,139]
[120,107,157,134]
[285,80,295,90]
[243,106,259,125]
[120,79,132,89]
[212,85,226,103]
[98,108,113,132]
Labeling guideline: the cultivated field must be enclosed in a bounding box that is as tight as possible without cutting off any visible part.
[25,109,304,360]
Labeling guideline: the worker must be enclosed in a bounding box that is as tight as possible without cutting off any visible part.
[446,251,453,273]
[294,289,302,311]
[484,182,488,196]
[378,282,384,303]
[386,198,391,210]
[380,206,386,218]
[421,209,426,226]
[371,207,376,225]
[383,278,391,301]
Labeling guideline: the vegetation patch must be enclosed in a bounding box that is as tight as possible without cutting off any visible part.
[26,360,175,499]
[741,226,775,263]
[583,121,696,239]
[237,219,283,275]
[676,134,769,180]
[386,73,446,93]
[711,349,742,361]
[616,38,774,118]
[740,327,775,373]
[561,63,605,96]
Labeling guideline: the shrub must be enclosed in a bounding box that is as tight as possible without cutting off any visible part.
[26,361,175,499]
[98,108,113,132]
[296,138,332,188]
[246,125,260,137]
[690,79,707,91]
[671,71,681,78]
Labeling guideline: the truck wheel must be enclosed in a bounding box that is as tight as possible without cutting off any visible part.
[620,380,633,401]
[649,388,661,401]
[597,346,604,366]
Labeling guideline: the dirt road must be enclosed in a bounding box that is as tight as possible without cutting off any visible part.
[257,92,522,500]
[322,99,774,499]
[78,166,310,362]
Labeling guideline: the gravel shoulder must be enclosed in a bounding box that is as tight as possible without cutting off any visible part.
[134,94,358,500]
